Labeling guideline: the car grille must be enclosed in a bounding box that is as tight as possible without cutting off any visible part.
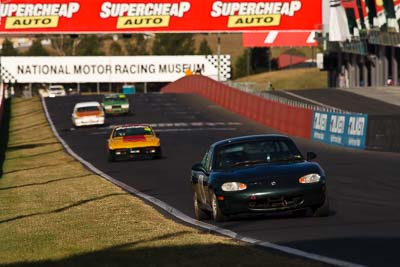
[248,195,303,210]
[112,105,121,109]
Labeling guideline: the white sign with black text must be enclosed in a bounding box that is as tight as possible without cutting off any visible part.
[0,55,231,83]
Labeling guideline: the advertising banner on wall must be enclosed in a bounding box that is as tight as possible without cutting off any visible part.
[0,55,231,83]
[242,30,317,47]
[0,0,322,33]
[311,111,368,150]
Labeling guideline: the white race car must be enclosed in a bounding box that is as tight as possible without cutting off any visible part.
[47,85,66,98]
[72,101,105,127]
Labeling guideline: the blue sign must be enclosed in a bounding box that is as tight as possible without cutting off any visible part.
[312,111,368,149]
[122,85,136,94]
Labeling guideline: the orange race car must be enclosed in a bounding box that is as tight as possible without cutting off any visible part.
[107,124,162,162]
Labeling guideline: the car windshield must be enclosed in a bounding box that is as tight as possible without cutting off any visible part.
[105,95,125,101]
[113,126,153,137]
[77,106,100,112]
[214,139,303,169]
[49,86,63,91]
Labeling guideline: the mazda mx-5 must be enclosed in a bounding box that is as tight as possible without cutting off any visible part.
[191,134,329,222]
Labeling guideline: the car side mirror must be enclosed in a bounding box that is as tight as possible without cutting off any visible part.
[307,152,317,161]
[192,163,205,173]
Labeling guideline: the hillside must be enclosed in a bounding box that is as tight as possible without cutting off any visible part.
[235,68,328,90]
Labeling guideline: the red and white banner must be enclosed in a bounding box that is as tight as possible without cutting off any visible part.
[0,0,322,33]
[242,30,317,47]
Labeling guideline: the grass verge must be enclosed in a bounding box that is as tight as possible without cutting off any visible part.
[235,68,328,90]
[0,97,328,267]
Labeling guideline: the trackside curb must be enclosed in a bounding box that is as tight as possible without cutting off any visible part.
[41,97,366,267]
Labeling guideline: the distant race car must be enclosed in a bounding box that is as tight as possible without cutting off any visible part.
[71,101,105,127]
[191,134,329,222]
[101,94,130,115]
[107,124,162,162]
[47,85,66,98]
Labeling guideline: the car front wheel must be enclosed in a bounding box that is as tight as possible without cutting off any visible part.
[211,193,226,222]
[108,152,115,162]
[312,193,330,217]
[193,192,209,220]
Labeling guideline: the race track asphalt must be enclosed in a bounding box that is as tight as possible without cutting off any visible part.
[45,93,400,267]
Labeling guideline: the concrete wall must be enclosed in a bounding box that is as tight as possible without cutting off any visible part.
[161,75,314,139]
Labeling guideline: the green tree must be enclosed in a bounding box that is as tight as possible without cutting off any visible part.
[197,39,213,55]
[152,33,195,55]
[0,38,18,56]
[50,35,75,56]
[75,35,104,56]
[234,49,250,79]
[25,39,49,56]
[109,41,123,55]
[125,34,148,55]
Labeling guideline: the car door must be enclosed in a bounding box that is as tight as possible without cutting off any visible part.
[199,147,213,208]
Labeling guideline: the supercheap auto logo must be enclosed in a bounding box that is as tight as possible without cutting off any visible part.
[99,2,191,29]
[210,1,302,28]
[0,3,80,29]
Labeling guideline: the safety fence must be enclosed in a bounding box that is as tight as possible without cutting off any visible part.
[161,75,375,151]
[225,81,347,113]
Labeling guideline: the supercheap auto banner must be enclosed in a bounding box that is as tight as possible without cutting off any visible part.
[0,0,321,33]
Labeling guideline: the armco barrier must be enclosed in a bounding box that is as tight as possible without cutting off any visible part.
[161,76,313,139]
[311,111,368,149]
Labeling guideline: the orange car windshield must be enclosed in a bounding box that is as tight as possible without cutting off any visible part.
[113,127,153,137]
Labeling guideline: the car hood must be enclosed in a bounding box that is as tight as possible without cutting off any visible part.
[213,161,324,188]
[103,100,128,105]
[109,135,160,149]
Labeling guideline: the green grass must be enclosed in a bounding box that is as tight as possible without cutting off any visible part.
[235,68,328,90]
[0,97,328,267]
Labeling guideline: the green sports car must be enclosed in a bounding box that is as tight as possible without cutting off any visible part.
[191,134,329,222]
[102,94,130,115]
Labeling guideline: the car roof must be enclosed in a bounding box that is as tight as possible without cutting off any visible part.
[104,93,125,98]
[74,101,101,108]
[211,134,292,148]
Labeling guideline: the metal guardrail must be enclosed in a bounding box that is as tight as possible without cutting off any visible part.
[224,81,356,114]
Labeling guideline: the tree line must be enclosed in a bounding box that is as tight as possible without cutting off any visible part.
[0,33,276,79]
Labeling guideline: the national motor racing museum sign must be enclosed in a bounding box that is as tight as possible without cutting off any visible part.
[0,55,231,83]
[0,0,322,33]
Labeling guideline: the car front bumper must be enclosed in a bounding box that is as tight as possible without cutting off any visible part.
[215,184,326,215]
[109,146,161,159]
[104,106,129,115]
[73,117,104,127]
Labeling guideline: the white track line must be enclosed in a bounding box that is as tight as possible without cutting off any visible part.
[41,97,366,267]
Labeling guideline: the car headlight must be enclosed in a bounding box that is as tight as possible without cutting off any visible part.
[105,105,112,110]
[221,182,247,192]
[299,173,321,184]
[121,104,129,109]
